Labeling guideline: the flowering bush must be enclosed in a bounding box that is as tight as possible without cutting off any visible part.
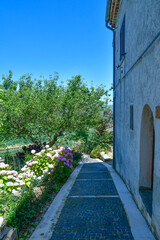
[21,146,60,178]
[56,147,73,170]
[0,146,74,198]
[0,162,24,197]
[21,146,74,184]
[0,146,81,240]
[53,147,74,183]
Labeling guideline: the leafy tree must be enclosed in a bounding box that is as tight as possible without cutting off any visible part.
[0,71,110,147]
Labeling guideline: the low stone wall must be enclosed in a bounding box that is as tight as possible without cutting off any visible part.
[0,217,18,240]
[0,227,18,240]
[0,146,21,152]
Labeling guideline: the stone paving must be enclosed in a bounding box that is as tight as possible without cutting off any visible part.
[51,158,134,240]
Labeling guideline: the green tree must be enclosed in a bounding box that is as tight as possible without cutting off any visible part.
[0,71,110,147]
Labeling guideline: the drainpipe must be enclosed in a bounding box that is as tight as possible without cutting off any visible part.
[106,21,116,169]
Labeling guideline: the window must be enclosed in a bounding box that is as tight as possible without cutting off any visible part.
[120,16,125,61]
[130,105,134,130]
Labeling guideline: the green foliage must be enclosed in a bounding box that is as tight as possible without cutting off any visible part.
[0,146,82,239]
[72,151,82,161]
[22,148,57,177]
[23,153,33,163]
[0,72,109,147]
[0,149,20,161]
[59,106,113,153]
[90,146,103,160]
[0,162,23,195]
[6,189,37,230]
[0,137,31,148]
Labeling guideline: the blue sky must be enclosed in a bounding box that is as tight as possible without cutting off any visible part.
[0,0,113,98]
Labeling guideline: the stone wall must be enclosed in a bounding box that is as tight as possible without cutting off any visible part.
[114,0,160,238]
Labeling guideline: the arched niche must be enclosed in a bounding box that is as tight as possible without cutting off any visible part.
[139,104,154,189]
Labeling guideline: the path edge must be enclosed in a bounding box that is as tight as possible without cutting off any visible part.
[96,158,155,240]
[29,163,83,240]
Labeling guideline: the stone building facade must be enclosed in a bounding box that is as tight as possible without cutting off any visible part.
[106,0,160,239]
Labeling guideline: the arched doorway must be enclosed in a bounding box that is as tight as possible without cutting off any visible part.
[139,104,154,216]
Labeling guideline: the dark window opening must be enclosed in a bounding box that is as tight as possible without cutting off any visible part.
[130,105,134,130]
[120,16,125,60]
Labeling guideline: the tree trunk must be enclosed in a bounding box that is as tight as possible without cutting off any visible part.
[49,131,63,147]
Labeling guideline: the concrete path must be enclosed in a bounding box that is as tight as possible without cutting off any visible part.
[29,155,155,240]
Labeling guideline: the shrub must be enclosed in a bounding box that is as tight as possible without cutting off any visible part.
[90,146,103,160]
[0,162,24,196]
[0,146,82,239]
[5,189,37,230]
[54,147,74,183]
[72,151,82,161]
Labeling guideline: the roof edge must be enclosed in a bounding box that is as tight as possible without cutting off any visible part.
[105,0,112,23]
[106,0,121,28]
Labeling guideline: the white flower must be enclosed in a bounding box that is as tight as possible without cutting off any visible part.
[36,152,41,156]
[0,184,4,188]
[0,170,7,175]
[18,174,23,179]
[31,150,36,154]
[41,150,45,153]
[10,170,18,177]
[28,162,33,166]
[32,161,39,164]
[0,163,9,168]
[48,148,53,151]
[46,153,52,158]
[6,182,14,187]
[43,169,48,174]
[45,145,49,148]
[53,153,59,158]
[48,164,54,169]
[21,167,28,171]
[12,189,21,197]
[19,181,25,186]
[13,182,19,186]
[37,176,42,180]
[7,175,15,179]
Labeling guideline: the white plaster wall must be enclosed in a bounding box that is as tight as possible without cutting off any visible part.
[114,0,160,238]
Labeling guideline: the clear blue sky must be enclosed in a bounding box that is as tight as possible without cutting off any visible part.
[0,0,113,97]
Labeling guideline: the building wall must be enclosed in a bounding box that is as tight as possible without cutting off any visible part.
[114,0,160,238]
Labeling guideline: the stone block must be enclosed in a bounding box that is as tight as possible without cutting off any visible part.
[0,227,18,240]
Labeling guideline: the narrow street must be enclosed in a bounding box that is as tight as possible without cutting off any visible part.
[30,155,155,240]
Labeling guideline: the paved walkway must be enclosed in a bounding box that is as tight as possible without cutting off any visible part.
[29,155,155,240]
